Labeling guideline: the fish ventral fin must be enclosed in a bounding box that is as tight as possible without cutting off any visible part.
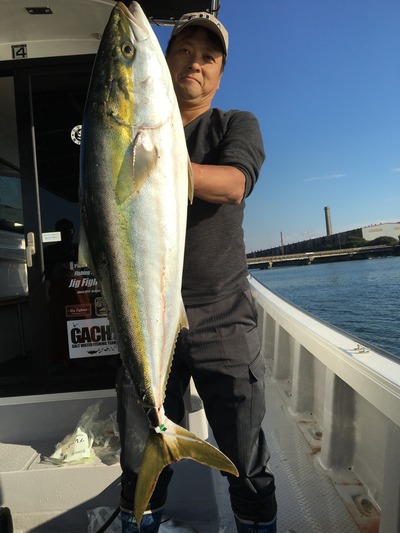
[180,298,189,330]
[134,417,238,525]
[115,131,158,204]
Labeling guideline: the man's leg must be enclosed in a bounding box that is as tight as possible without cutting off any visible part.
[183,290,277,532]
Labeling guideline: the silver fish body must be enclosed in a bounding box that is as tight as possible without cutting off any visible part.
[79,1,238,523]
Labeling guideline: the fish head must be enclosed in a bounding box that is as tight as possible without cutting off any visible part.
[80,1,182,205]
[85,1,174,132]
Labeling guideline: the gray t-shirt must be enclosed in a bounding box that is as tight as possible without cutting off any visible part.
[182,108,265,305]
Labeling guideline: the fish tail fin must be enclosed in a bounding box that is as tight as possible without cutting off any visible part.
[134,417,238,524]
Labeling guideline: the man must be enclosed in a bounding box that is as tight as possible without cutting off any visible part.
[117,11,277,533]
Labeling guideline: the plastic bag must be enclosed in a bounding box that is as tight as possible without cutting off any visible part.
[46,402,119,465]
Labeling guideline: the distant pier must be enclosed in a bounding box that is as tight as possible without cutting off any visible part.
[247,244,399,269]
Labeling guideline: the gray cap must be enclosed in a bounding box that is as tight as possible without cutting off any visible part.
[171,12,228,55]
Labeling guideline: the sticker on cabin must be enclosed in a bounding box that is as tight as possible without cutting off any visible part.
[12,44,28,59]
[67,317,119,359]
[71,125,82,145]
[42,231,61,243]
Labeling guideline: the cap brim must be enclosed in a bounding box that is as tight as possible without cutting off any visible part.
[172,19,228,55]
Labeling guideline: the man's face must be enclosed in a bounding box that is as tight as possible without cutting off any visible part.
[166,27,224,108]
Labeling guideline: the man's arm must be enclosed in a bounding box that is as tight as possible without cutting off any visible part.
[191,162,246,205]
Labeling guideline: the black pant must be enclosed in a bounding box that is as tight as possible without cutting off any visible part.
[117,290,276,521]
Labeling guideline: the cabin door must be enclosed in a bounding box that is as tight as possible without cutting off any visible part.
[0,61,118,396]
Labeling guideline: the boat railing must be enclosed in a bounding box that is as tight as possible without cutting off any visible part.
[249,274,400,533]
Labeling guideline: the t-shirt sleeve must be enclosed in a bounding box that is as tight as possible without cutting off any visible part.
[217,111,266,198]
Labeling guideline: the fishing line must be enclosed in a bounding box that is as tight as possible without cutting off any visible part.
[154,425,199,443]
[94,506,120,533]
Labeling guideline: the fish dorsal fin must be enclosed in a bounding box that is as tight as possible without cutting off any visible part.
[115,131,158,204]
[188,157,194,204]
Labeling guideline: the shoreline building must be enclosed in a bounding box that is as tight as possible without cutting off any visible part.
[249,222,400,258]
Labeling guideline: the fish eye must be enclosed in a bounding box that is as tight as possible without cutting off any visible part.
[121,41,134,58]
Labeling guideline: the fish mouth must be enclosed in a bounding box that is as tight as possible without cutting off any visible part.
[117,1,149,42]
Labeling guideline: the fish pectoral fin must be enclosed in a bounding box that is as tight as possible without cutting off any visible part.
[115,131,158,204]
[188,157,194,204]
[77,223,91,269]
[134,418,238,525]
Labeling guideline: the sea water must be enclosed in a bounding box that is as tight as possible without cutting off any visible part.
[252,255,400,358]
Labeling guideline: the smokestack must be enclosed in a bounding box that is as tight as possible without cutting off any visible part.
[324,206,332,236]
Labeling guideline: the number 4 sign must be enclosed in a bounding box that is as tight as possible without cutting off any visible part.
[12,44,28,59]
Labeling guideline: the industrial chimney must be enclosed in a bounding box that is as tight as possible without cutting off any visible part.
[324,206,332,236]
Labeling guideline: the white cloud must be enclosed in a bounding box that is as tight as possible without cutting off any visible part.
[303,173,346,182]
[390,168,400,172]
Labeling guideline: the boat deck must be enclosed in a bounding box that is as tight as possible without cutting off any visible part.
[4,368,368,532]
[162,366,360,533]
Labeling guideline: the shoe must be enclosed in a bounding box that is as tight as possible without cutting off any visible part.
[234,514,277,533]
[0,507,13,533]
[121,507,164,532]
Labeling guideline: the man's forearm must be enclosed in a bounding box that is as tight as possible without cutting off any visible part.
[191,163,246,205]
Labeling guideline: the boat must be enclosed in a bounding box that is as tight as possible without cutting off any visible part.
[1,1,399,531]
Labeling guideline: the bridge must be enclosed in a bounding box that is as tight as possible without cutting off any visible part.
[247,244,399,269]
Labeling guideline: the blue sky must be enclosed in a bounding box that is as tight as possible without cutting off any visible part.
[154,0,400,252]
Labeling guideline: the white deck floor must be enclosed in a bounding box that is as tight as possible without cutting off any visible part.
[7,366,363,532]
[163,367,361,533]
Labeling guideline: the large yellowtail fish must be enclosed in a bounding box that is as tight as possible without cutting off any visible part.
[79,1,238,524]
